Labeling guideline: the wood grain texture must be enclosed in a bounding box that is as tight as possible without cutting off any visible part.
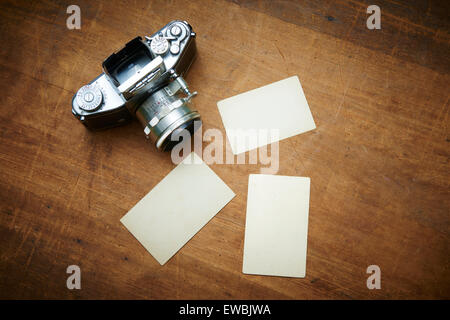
[0,0,448,299]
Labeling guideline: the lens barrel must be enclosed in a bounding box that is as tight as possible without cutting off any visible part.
[136,84,200,151]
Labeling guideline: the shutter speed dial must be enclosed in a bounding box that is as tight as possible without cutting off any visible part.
[150,35,169,55]
[76,84,103,111]
[147,23,187,56]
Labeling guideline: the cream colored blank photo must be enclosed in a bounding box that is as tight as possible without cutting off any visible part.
[243,174,311,278]
[120,152,235,265]
[217,76,316,155]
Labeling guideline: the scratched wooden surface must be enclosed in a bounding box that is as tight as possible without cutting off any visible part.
[0,0,448,299]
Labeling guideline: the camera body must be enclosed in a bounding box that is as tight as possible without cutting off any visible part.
[71,20,200,151]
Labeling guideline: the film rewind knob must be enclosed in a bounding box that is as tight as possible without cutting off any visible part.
[76,85,103,111]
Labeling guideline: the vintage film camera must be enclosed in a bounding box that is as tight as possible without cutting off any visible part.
[71,20,200,151]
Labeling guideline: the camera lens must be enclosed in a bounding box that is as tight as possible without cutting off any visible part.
[136,85,200,151]
[161,118,198,151]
